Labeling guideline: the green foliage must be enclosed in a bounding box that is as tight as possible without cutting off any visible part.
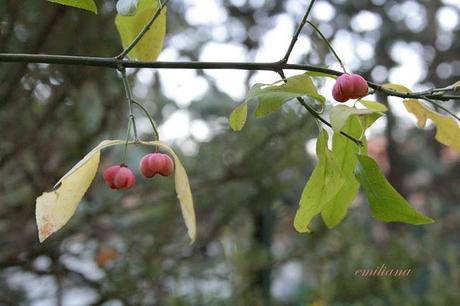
[47,0,97,13]
[229,73,324,131]
[294,130,345,232]
[321,117,363,228]
[115,0,167,60]
[359,99,388,112]
[330,104,380,133]
[253,74,325,117]
[229,101,248,131]
[355,154,434,225]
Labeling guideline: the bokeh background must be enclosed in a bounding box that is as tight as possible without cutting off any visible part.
[1,0,459,305]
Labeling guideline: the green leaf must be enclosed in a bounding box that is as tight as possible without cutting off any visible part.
[115,0,167,61]
[330,105,379,133]
[321,117,364,228]
[48,0,97,13]
[252,74,325,117]
[294,130,345,233]
[404,99,460,153]
[306,71,337,79]
[229,101,248,131]
[359,100,388,112]
[354,154,434,225]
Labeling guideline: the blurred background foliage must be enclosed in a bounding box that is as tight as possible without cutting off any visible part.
[0,0,459,305]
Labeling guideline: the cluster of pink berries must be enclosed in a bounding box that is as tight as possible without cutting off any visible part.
[332,73,368,102]
[103,152,174,190]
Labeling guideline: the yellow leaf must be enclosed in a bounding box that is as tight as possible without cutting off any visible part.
[404,99,460,153]
[115,0,167,61]
[36,140,196,243]
[141,141,196,243]
[36,140,123,242]
[383,83,412,93]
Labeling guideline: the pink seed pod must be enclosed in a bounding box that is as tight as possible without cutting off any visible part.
[103,165,136,189]
[349,74,368,99]
[139,153,174,178]
[332,74,355,102]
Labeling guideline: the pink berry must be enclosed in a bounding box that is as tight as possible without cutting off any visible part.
[349,74,368,99]
[139,153,174,178]
[103,165,136,189]
[332,73,368,102]
[332,74,354,103]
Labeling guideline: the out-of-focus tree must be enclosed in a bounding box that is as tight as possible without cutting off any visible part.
[0,0,459,305]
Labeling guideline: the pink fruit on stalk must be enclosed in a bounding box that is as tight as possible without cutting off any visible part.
[139,153,174,178]
[103,165,136,189]
[332,73,368,102]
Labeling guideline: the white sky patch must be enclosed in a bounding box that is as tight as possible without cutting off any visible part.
[351,11,382,32]
[158,48,209,106]
[402,1,427,32]
[184,0,227,25]
[159,110,191,140]
[255,14,295,62]
[437,6,459,31]
[191,119,212,142]
[200,42,248,100]
[389,42,426,87]
[312,1,336,22]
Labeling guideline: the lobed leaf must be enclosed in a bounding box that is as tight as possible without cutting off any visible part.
[354,154,434,225]
[294,130,345,233]
[115,0,167,61]
[404,99,460,153]
[48,0,97,13]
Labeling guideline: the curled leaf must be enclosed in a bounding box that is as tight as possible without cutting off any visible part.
[36,140,121,242]
[36,140,196,243]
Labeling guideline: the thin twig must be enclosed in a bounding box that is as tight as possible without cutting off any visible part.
[306,20,347,73]
[120,69,139,140]
[281,0,317,63]
[132,99,160,141]
[116,0,170,59]
[421,96,460,121]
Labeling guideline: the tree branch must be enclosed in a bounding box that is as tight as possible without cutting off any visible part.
[0,53,457,106]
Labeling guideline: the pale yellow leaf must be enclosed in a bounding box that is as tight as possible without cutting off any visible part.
[141,141,196,243]
[404,99,460,153]
[383,83,412,93]
[115,0,167,61]
[36,140,196,243]
[36,140,124,242]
